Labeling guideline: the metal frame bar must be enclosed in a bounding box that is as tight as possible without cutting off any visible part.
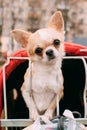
[1,118,87,127]
[2,57,29,130]
[63,56,87,118]
[1,56,87,128]
[3,57,29,120]
[0,119,33,127]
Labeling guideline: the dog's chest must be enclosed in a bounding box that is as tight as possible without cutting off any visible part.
[32,69,58,93]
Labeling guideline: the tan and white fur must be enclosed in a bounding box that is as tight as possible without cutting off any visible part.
[11,11,65,120]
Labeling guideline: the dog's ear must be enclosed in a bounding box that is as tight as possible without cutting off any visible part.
[47,11,64,32]
[11,29,32,47]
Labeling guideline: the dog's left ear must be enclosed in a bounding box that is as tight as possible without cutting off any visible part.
[47,11,64,32]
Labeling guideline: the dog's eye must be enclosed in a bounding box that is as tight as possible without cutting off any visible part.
[35,47,43,55]
[53,39,60,46]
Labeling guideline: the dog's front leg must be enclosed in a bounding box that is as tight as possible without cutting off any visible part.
[21,84,39,120]
[21,69,39,120]
[44,88,64,120]
[44,96,57,119]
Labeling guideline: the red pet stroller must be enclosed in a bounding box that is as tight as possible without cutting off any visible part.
[0,42,87,130]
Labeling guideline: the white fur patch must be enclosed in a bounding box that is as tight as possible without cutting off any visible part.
[37,28,63,42]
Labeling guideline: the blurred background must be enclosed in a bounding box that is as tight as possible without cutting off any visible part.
[0,0,87,60]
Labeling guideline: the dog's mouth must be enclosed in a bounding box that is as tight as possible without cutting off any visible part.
[47,56,58,65]
[48,55,56,62]
[48,55,55,60]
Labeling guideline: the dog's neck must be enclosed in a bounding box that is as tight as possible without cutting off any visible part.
[30,60,62,73]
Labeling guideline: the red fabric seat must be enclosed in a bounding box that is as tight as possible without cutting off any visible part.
[65,42,87,56]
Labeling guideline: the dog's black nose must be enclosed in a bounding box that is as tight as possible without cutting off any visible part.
[46,49,53,56]
[46,49,55,60]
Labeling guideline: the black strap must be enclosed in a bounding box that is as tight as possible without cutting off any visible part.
[51,115,66,130]
[57,116,66,130]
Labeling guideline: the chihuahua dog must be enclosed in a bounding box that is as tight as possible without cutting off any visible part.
[12,11,65,120]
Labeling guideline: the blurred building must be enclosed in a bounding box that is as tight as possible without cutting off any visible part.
[0,0,87,56]
[67,0,87,45]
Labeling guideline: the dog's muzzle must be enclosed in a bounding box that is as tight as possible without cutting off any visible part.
[46,49,55,60]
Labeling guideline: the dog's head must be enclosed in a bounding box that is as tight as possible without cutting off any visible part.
[12,11,65,64]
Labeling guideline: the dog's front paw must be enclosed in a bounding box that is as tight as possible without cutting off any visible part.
[30,110,39,120]
[44,109,53,120]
